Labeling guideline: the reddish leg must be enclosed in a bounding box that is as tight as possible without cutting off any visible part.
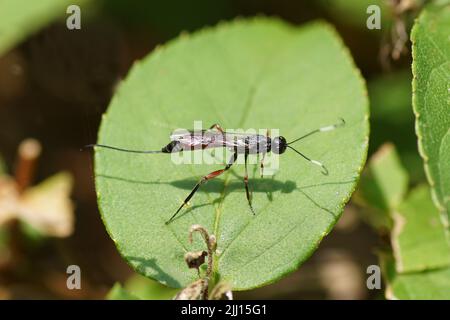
[165,152,237,224]
[209,123,225,134]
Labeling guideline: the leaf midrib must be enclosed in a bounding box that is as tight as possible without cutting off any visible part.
[210,32,306,275]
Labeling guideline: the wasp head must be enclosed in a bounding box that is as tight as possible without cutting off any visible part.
[272,136,287,154]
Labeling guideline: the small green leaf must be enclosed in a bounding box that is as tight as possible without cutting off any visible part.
[106,283,139,300]
[412,2,450,224]
[355,143,408,230]
[106,274,178,300]
[360,143,408,211]
[440,131,450,216]
[392,185,450,273]
[123,274,178,300]
[0,0,88,56]
[382,254,450,300]
[95,18,369,290]
[389,268,450,300]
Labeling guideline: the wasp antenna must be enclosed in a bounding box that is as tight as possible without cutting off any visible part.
[310,160,329,175]
[287,145,329,175]
[288,118,346,145]
[84,144,163,154]
[319,118,346,133]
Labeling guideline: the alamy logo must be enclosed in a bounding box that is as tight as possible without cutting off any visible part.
[66,5,81,30]
[366,265,381,290]
[366,5,382,30]
[66,265,81,290]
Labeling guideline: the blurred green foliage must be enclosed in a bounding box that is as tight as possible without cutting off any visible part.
[319,0,389,28]
[0,0,89,56]
[102,0,233,37]
[368,72,424,184]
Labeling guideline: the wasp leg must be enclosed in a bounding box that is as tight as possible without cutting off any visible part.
[260,153,265,178]
[208,123,225,134]
[165,152,238,224]
[260,129,270,177]
[244,153,255,215]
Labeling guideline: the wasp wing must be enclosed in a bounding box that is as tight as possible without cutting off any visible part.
[170,129,250,149]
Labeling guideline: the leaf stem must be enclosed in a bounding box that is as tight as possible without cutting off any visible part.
[188,224,217,299]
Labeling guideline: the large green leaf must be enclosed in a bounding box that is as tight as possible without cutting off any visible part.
[95,18,369,290]
[0,0,88,56]
[392,185,450,273]
[412,2,450,224]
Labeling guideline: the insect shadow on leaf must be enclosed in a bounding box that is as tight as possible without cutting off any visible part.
[97,173,355,221]
[124,256,181,288]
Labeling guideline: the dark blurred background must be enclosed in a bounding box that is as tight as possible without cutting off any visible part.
[0,0,421,299]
